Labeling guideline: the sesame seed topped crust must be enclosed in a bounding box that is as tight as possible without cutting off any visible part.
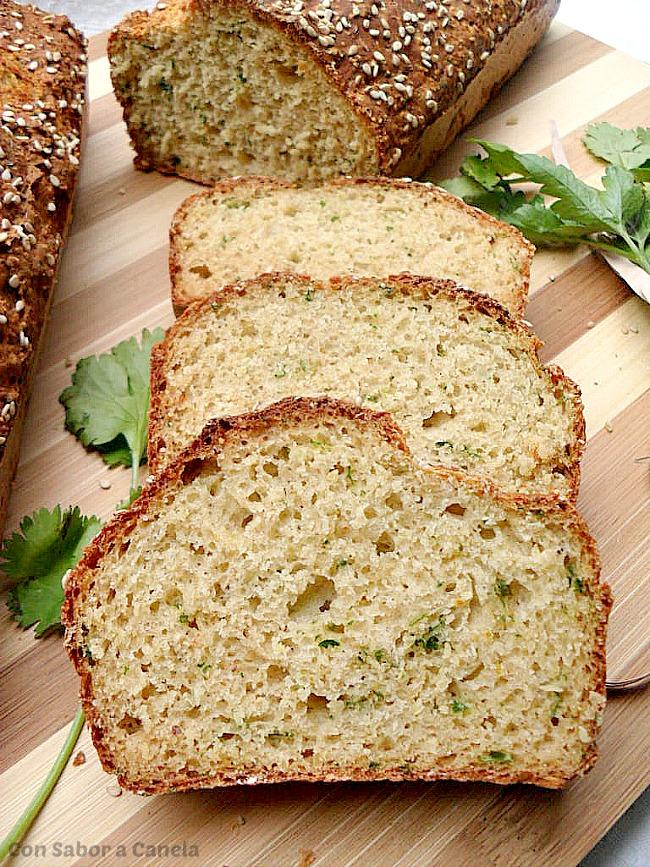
[109,0,559,181]
[0,0,87,531]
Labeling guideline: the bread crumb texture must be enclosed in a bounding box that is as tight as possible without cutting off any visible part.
[150,274,583,498]
[172,179,532,315]
[109,3,375,181]
[66,399,609,793]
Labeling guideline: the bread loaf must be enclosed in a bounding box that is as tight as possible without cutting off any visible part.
[170,177,534,314]
[108,0,559,183]
[63,397,610,794]
[148,272,584,498]
[0,0,86,534]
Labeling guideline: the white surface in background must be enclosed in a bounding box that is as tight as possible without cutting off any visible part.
[12,0,650,864]
[556,0,649,62]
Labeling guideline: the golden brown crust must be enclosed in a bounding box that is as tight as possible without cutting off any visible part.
[168,175,535,315]
[63,395,611,794]
[108,0,559,180]
[0,0,87,534]
[148,271,584,501]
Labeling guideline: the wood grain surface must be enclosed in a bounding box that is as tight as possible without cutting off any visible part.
[1,20,649,867]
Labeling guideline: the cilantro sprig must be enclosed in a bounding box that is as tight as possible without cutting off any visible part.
[1,326,164,858]
[59,327,164,489]
[3,506,101,636]
[438,125,650,275]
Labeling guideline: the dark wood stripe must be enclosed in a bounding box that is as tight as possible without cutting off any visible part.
[0,639,78,774]
[78,780,337,867]
[527,253,631,362]
[88,32,109,64]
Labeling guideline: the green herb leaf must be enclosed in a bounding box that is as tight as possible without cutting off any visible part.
[583,123,650,175]
[439,131,650,274]
[479,750,513,764]
[59,328,165,487]
[460,154,502,190]
[3,506,101,636]
[318,638,340,648]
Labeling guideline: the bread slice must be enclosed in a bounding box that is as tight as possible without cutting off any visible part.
[63,397,610,794]
[149,273,584,499]
[169,177,534,315]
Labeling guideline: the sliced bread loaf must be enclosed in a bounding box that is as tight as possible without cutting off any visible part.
[149,273,584,499]
[170,178,534,315]
[107,0,559,183]
[63,397,610,794]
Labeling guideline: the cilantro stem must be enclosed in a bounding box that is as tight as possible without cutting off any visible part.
[583,237,650,274]
[0,707,85,861]
[130,456,139,492]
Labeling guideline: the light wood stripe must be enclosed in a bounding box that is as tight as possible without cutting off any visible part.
[553,296,650,439]
[476,29,613,127]
[87,56,112,103]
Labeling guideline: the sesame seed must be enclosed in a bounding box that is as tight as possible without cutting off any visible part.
[49,174,60,187]
[47,202,56,212]
[480,50,490,60]
[0,315,7,325]
[373,50,385,61]
[19,331,29,347]
[8,274,20,289]
[15,299,24,312]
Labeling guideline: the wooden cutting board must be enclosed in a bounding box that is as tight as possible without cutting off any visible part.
[1,20,649,867]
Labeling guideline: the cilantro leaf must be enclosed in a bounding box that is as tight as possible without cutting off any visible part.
[459,154,502,190]
[3,506,100,636]
[601,164,645,226]
[59,328,164,487]
[583,123,650,175]
[439,131,650,275]
[472,143,615,232]
[507,202,590,247]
